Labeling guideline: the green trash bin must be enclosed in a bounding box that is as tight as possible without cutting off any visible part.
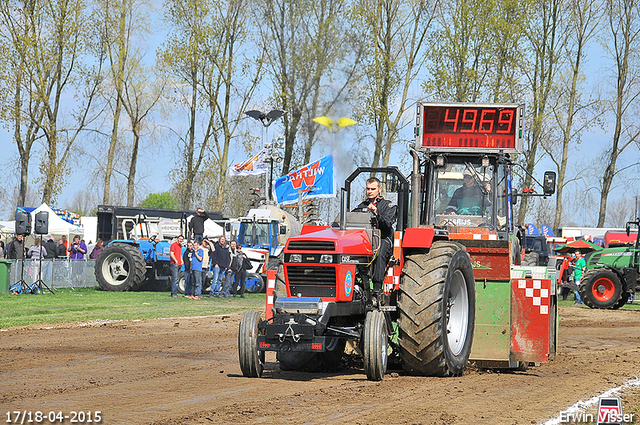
[0,259,11,294]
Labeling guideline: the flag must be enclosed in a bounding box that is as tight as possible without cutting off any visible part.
[229,149,269,176]
[541,224,554,237]
[526,223,540,235]
[273,155,335,204]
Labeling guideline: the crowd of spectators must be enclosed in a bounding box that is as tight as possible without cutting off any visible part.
[170,219,251,300]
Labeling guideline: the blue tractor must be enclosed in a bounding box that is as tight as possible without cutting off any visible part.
[94,205,225,292]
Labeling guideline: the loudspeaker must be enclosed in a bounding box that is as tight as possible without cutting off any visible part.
[15,211,32,236]
[35,211,49,234]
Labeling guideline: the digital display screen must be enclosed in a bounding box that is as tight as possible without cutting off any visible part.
[419,104,523,153]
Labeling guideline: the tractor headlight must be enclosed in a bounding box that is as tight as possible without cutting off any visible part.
[290,254,302,263]
[320,254,333,263]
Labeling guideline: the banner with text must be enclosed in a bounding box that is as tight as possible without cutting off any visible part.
[273,155,335,204]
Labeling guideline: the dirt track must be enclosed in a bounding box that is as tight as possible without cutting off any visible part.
[2,306,640,424]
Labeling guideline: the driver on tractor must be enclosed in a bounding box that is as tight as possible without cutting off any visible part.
[446,169,491,215]
[352,177,397,307]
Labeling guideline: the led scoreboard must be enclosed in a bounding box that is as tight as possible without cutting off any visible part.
[416,102,524,154]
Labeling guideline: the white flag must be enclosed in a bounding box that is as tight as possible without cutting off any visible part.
[229,149,269,176]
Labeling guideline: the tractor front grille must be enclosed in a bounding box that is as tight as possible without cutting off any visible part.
[286,265,336,297]
[287,240,335,251]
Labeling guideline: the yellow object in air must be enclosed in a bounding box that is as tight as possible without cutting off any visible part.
[313,116,357,132]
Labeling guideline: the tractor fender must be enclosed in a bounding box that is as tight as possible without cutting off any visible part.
[401,227,448,249]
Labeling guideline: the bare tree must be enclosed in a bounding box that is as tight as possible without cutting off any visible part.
[517,0,563,225]
[121,65,165,206]
[0,1,47,206]
[161,0,263,210]
[93,0,151,205]
[542,0,602,233]
[597,0,640,226]
[256,0,359,174]
[355,0,438,167]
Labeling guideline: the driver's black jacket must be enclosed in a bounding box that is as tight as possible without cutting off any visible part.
[353,197,397,240]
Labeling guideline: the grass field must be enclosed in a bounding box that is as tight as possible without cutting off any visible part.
[2,287,637,329]
[0,287,265,329]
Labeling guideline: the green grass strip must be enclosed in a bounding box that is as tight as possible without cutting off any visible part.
[0,287,266,328]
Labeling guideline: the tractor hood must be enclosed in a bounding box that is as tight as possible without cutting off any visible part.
[586,247,637,269]
[285,227,373,256]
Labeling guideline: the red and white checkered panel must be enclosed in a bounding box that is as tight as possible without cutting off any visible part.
[511,278,552,363]
[517,279,550,315]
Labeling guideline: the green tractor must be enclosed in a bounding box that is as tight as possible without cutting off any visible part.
[579,220,640,309]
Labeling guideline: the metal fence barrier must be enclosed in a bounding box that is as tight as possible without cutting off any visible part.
[7,259,98,290]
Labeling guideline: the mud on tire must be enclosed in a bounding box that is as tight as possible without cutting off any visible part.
[95,243,147,291]
[397,241,475,377]
[579,268,623,309]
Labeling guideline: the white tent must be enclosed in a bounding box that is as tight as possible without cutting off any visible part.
[2,204,84,238]
[32,203,84,237]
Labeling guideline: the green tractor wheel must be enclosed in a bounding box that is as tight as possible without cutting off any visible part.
[580,269,623,309]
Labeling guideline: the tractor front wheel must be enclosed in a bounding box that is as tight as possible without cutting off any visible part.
[580,269,623,309]
[238,311,265,377]
[95,243,146,292]
[398,241,475,376]
[363,310,388,381]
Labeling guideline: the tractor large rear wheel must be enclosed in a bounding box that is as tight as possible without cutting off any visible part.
[397,241,475,376]
[238,311,265,377]
[580,269,623,309]
[95,243,146,291]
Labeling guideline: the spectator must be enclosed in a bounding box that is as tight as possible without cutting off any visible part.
[231,244,248,298]
[0,241,4,258]
[6,235,26,260]
[573,250,586,306]
[57,236,69,258]
[42,235,56,282]
[90,239,104,259]
[190,240,204,299]
[182,240,194,297]
[27,237,47,259]
[169,235,184,298]
[69,235,87,259]
[27,237,47,284]
[43,235,57,259]
[223,240,239,298]
[209,236,230,298]
[201,238,213,292]
[189,208,209,244]
[69,235,87,287]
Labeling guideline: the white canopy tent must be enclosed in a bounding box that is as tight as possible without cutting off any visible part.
[1,203,84,239]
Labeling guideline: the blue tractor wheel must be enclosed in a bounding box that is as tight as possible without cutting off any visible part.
[243,273,265,293]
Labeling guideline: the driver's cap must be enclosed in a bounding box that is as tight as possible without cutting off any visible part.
[463,170,473,177]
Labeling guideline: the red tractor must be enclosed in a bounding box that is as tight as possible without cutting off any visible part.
[239,102,558,380]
